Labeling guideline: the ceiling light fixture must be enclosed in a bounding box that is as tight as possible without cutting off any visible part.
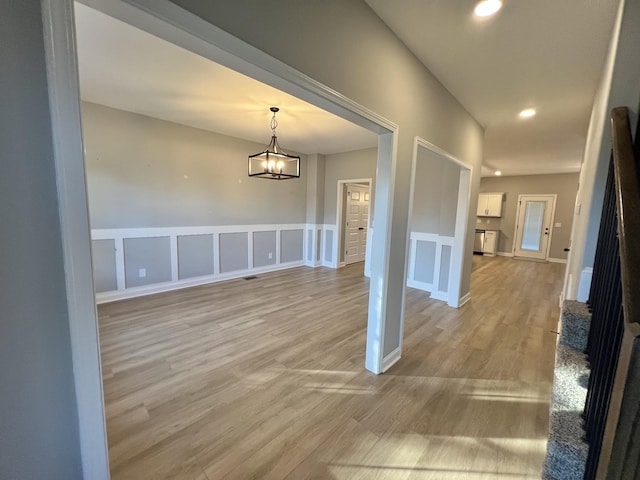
[519,108,536,118]
[474,0,502,17]
[248,107,300,180]
[494,170,502,176]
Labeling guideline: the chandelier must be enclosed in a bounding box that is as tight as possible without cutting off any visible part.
[248,107,300,179]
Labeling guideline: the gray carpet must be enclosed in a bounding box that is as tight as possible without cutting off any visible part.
[542,301,591,480]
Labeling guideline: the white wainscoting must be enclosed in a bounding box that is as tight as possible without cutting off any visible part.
[322,224,339,268]
[407,232,455,302]
[304,224,325,268]
[92,223,306,303]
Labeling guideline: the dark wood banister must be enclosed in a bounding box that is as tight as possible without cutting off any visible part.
[610,106,640,338]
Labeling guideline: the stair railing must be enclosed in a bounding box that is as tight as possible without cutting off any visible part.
[584,106,640,479]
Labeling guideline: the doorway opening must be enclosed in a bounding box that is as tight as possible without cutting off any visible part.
[513,194,557,261]
[43,0,400,474]
[336,179,372,268]
[405,138,472,308]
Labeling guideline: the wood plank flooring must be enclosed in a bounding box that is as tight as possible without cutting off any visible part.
[98,255,564,479]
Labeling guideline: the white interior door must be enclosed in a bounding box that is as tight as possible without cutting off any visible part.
[344,184,369,265]
[514,195,556,260]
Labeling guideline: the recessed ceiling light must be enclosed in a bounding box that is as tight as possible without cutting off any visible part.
[519,108,536,118]
[494,170,502,176]
[474,0,502,17]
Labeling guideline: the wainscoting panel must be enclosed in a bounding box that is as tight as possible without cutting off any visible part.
[324,228,334,266]
[123,236,172,288]
[92,224,307,303]
[253,231,277,268]
[219,232,249,273]
[407,232,454,302]
[280,229,304,263]
[177,234,214,280]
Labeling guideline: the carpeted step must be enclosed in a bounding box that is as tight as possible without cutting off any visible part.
[543,308,591,480]
[559,300,591,350]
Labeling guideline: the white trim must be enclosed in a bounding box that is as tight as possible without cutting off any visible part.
[91,223,306,239]
[381,346,402,373]
[213,232,220,275]
[548,257,568,264]
[496,251,514,257]
[304,225,313,266]
[366,132,398,374]
[96,260,304,303]
[364,227,373,277]
[247,230,254,268]
[458,292,472,307]
[115,237,126,290]
[170,234,179,281]
[42,0,110,477]
[448,169,472,308]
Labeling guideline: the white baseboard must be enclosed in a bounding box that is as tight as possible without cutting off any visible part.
[548,257,567,264]
[96,261,305,303]
[381,347,402,372]
[496,251,514,257]
[458,291,472,307]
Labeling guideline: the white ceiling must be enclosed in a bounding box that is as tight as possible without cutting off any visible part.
[76,1,620,176]
[74,3,378,156]
[366,0,620,176]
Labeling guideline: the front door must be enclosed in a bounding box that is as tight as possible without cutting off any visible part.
[514,194,556,260]
[344,184,369,265]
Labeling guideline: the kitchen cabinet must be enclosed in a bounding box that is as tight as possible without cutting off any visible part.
[483,230,498,256]
[477,193,503,217]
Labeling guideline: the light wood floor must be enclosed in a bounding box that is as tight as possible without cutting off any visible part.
[98,255,563,479]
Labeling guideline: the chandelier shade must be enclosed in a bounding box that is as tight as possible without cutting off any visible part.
[248,107,300,180]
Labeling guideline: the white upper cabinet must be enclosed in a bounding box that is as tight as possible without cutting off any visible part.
[477,193,503,217]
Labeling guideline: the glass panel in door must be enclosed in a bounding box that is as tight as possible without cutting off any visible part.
[520,201,545,251]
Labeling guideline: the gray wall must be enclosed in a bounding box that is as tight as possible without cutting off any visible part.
[306,154,326,225]
[0,3,82,478]
[323,147,377,225]
[81,102,308,228]
[479,173,579,259]
[412,148,461,236]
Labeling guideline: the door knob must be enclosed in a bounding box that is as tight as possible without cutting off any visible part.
[358,227,364,230]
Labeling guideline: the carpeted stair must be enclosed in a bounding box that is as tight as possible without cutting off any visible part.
[543,300,592,480]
